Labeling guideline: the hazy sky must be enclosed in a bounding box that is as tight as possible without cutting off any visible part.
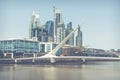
[0,0,120,50]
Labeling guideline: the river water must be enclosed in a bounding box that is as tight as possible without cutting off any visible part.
[0,61,120,80]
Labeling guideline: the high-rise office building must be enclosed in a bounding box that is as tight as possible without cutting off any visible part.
[54,9,65,43]
[45,20,54,42]
[55,10,62,25]
[29,11,40,39]
[56,23,65,43]
[29,12,48,42]
[76,25,82,47]
[66,22,74,46]
[31,25,48,42]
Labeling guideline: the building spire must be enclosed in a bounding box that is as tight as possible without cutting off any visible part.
[53,6,56,42]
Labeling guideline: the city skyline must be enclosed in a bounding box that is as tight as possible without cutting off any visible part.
[0,0,120,50]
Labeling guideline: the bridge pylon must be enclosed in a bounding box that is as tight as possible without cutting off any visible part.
[42,25,80,57]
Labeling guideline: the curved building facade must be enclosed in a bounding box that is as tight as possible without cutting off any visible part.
[45,21,54,41]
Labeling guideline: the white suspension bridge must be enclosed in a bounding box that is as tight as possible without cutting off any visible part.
[1,25,120,64]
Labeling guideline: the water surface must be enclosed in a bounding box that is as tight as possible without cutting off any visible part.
[0,61,120,80]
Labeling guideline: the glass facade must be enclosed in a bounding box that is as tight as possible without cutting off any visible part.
[32,27,48,42]
[56,23,65,43]
[29,12,48,42]
[56,13,61,24]
[30,11,40,39]
[55,10,62,25]
[0,39,60,56]
[0,39,39,54]
[66,22,74,45]
[45,21,54,41]
[39,44,45,53]
[76,27,82,47]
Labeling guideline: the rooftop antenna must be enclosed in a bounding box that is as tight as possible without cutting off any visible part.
[53,6,56,42]
[53,6,56,19]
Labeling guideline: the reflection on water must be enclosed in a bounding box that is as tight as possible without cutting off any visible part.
[0,61,120,80]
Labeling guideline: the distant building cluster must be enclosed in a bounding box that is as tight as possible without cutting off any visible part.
[29,7,82,47]
[0,7,82,57]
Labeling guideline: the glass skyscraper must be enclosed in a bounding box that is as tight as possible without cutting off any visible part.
[55,10,62,25]
[66,22,74,46]
[55,9,65,43]
[76,26,82,47]
[29,11,40,39]
[32,25,48,42]
[56,23,65,43]
[29,12,48,42]
[45,20,54,42]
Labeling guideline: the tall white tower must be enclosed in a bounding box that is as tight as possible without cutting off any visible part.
[29,11,40,39]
